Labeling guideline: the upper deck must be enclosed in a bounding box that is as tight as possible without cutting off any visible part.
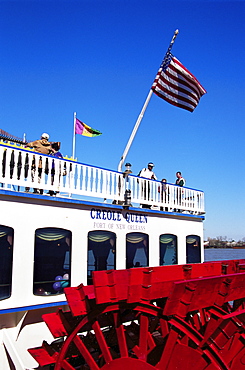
[0,139,205,214]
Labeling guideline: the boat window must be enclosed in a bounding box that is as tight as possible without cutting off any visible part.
[0,225,14,300]
[33,228,71,296]
[186,235,201,263]
[159,234,177,265]
[126,232,149,269]
[87,230,116,285]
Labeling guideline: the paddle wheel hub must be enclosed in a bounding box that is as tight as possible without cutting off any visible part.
[29,260,245,369]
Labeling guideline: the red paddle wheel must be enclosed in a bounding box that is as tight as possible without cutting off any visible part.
[29,260,245,370]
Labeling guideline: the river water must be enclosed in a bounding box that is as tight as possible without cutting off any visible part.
[204,248,245,262]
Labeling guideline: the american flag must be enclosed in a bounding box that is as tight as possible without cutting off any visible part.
[151,54,206,112]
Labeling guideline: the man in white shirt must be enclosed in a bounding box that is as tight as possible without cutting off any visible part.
[139,162,157,180]
[138,162,157,208]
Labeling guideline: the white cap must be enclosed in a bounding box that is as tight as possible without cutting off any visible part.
[41,133,49,140]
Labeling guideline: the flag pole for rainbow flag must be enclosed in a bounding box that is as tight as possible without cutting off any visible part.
[117,29,179,173]
[72,112,77,159]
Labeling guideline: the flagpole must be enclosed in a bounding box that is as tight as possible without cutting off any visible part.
[117,29,179,173]
[72,112,76,159]
[117,89,153,172]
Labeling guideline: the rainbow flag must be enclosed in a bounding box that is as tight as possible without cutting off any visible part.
[75,118,102,137]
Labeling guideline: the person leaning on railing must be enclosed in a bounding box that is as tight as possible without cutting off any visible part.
[25,133,55,194]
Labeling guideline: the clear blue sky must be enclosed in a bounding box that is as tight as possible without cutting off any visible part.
[0,0,244,241]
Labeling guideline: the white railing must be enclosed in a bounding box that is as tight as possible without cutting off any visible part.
[0,144,125,201]
[0,144,205,214]
[129,176,205,214]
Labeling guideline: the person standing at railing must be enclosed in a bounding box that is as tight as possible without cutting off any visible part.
[47,142,65,196]
[138,162,157,208]
[175,171,185,211]
[158,178,169,211]
[175,171,185,187]
[25,133,55,194]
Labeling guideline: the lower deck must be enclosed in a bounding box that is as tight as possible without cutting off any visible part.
[0,189,204,310]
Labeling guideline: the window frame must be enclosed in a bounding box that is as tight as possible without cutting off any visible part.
[33,227,72,296]
[0,225,14,300]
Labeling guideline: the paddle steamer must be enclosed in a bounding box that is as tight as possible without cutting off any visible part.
[0,135,244,370]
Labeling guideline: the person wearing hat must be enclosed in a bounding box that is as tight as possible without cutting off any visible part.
[138,162,157,208]
[25,133,55,194]
[26,133,54,155]
[138,162,157,180]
